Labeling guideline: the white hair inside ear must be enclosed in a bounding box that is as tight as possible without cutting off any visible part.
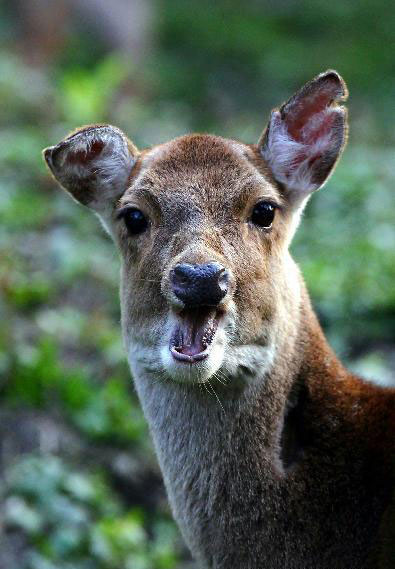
[44,125,138,217]
[259,71,348,206]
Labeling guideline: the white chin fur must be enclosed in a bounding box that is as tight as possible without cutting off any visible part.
[160,328,226,384]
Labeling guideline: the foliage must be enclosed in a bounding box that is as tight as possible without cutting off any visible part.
[154,0,395,144]
[1,455,178,569]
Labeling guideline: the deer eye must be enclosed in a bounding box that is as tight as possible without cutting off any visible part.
[118,207,149,235]
[250,201,276,228]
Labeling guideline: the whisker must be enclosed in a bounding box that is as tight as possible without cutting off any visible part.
[133,278,162,284]
[207,379,225,414]
[202,381,212,400]
[149,368,169,385]
[214,376,227,387]
[215,369,229,384]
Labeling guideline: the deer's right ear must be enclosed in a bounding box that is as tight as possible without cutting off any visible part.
[43,125,138,214]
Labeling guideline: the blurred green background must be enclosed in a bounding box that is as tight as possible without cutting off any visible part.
[1,1,394,568]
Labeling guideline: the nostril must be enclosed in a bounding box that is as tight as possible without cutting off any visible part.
[171,263,196,288]
[218,268,229,296]
[171,262,230,307]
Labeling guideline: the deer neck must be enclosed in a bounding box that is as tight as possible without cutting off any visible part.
[127,273,341,554]
[129,266,333,443]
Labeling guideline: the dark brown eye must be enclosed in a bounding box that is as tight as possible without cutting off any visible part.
[251,201,276,228]
[119,208,149,235]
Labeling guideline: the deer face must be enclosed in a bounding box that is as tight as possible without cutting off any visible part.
[44,71,348,384]
[115,134,294,383]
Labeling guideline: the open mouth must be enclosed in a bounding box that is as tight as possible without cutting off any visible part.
[170,308,221,363]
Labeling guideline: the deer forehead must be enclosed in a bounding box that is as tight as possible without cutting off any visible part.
[119,134,283,217]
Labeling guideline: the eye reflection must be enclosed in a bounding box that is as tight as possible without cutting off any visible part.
[118,207,149,235]
[250,201,276,228]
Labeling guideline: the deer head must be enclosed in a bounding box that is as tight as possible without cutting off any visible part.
[44,71,348,386]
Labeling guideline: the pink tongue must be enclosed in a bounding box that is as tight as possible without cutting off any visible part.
[173,310,218,357]
[180,343,202,357]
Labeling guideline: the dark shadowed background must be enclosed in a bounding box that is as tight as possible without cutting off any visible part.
[1,1,394,567]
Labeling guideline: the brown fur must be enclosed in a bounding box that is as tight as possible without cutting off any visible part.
[43,71,394,568]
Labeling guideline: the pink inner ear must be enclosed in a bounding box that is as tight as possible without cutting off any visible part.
[68,140,105,165]
[286,93,331,140]
[288,109,338,173]
[305,110,336,144]
[262,74,346,193]
[285,77,341,141]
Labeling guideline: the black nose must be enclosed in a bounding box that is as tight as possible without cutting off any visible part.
[171,262,229,307]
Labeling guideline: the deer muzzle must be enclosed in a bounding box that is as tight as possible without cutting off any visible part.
[168,262,230,364]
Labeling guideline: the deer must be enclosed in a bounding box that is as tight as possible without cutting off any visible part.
[43,70,394,569]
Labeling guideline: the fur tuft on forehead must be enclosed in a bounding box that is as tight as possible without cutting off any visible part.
[144,134,253,173]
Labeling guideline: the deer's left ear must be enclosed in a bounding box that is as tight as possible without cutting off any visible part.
[43,125,138,215]
[259,70,348,204]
